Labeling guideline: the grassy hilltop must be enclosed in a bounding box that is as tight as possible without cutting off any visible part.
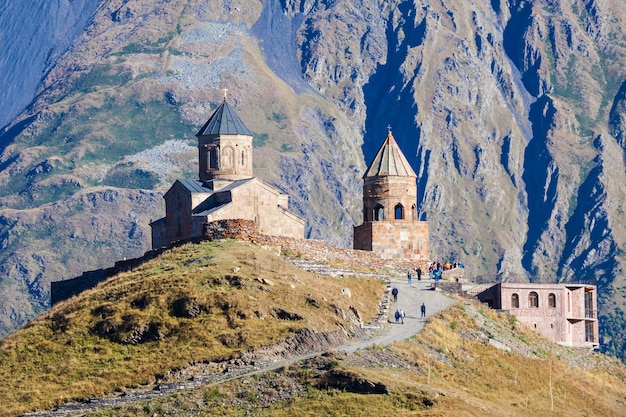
[1,239,625,416]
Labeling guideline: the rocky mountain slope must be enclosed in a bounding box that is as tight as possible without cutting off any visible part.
[1,0,626,357]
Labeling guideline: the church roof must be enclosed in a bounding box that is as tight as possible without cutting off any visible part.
[176,179,212,193]
[363,130,417,178]
[196,99,253,136]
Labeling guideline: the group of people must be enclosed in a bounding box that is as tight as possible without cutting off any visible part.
[389,259,465,325]
[429,260,464,273]
[391,286,426,324]
[406,260,465,285]
[426,260,464,282]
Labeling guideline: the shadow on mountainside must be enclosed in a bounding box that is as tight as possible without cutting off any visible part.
[251,0,311,94]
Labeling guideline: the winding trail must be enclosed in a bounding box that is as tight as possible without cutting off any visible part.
[24,277,455,417]
[341,277,456,352]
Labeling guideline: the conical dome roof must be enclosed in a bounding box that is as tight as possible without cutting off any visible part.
[364,130,416,178]
[196,99,252,136]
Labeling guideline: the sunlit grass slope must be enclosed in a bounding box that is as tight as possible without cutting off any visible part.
[0,239,385,416]
[93,300,626,417]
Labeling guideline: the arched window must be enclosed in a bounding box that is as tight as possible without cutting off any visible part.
[411,204,417,220]
[548,293,556,308]
[511,293,519,308]
[209,147,218,169]
[528,291,539,308]
[374,204,384,221]
[241,150,245,166]
[394,204,404,219]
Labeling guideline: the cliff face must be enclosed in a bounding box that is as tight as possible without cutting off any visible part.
[0,0,625,354]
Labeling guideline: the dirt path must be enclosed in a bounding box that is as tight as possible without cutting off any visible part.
[341,277,456,352]
[25,278,455,417]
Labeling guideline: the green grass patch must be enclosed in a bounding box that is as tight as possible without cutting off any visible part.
[267,112,287,124]
[279,143,294,153]
[253,133,269,147]
[109,32,175,57]
[100,165,159,189]
[71,64,133,94]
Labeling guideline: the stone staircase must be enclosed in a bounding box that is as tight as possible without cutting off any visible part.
[286,258,392,329]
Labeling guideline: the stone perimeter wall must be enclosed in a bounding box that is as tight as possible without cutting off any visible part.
[204,220,432,275]
[52,219,434,305]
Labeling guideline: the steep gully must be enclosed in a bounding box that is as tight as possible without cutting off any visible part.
[251,0,311,94]
[24,274,455,416]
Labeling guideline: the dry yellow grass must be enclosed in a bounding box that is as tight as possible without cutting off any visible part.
[0,239,385,417]
[380,302,626,416]
[86,300,626,417]
[3,240,624,417]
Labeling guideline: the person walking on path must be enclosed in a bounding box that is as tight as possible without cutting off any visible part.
[416,267,422,281]
[391,287,398,302]
[400,309,405,324]
[407,271,412,285]
[421,302,426,318]
[394,310,401,323]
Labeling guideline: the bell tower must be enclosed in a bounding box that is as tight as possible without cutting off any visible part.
[196,92,254,182]
[353,128,429,260]
[361,129,418,222]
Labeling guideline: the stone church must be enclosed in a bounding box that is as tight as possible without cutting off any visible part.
[353,129,429,260]
[150,98,306,248]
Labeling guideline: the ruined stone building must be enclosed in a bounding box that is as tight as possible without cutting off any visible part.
[353,129,429,260]
[150,98,305,248]
[476,282,599,348]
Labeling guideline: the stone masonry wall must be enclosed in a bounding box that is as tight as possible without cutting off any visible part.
[353,220,429,260]
[52,219,434,305]
[204,219,431,274]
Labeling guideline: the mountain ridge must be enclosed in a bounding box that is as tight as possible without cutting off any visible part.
[1,0,626,360]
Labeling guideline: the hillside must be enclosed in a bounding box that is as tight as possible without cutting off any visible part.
[1,238,624,416]
[1,0,626,361]
[0,239,385,416]
[76,303,626,416]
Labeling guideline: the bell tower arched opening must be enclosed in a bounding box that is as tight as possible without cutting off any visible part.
[374,204,385,221]
[394,204,404,219]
